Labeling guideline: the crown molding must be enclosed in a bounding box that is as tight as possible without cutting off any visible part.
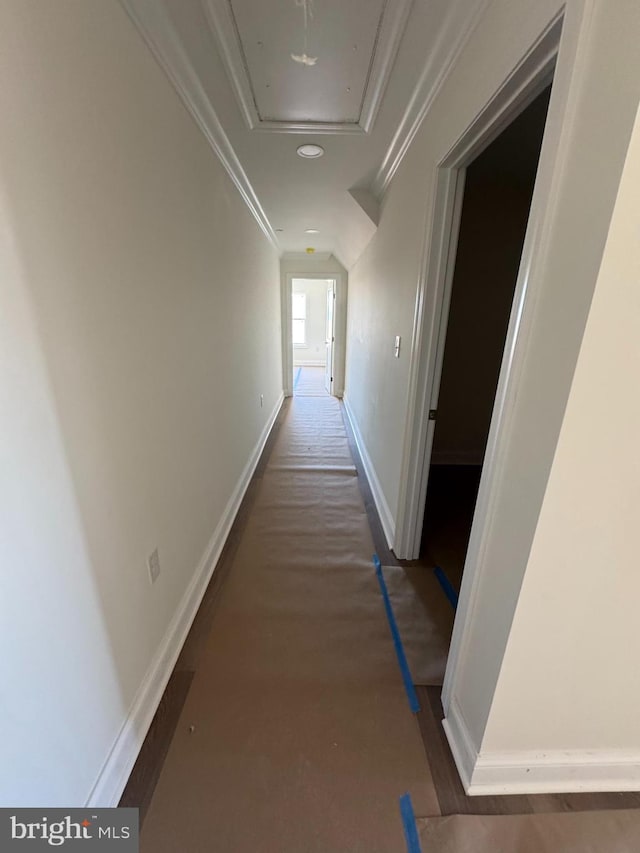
[372,0,491,199]
[357,0,413,133]
[120,0,279,250]
[203,0,412,135]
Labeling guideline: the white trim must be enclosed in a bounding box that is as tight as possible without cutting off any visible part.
[202,0,258,131]
[293,359,325,367]
[358,0,414,134]
[249,121,365,136]
[444,700,640,794]
[85,392,284,807]
[393,12,563,561]
[325,279,336,396]
[470,753,640,795]
[393,167,465,559]
[204,0,411,135]
[119,0,278,250]
[442,3,596,721]
[283,273,346,398]
[342,394,395,549]
[442,697,476,792]
[371,0,491,198]
[282,273,294,397]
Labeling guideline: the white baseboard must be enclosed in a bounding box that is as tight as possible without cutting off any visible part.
[293,360,325,366]
[444,696,640,795]
[85,392,285,807]
[442,697,476,792]
[342,394,395,549]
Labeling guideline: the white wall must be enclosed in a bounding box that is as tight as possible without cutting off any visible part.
[0,0,282,806]
[344,0,640,787]
[292,279,330,366]
[481,100,640,759]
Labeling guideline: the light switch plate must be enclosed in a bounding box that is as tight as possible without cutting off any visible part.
[394,335,401,358]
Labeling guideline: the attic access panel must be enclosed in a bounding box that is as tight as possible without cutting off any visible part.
[205,0,412,133]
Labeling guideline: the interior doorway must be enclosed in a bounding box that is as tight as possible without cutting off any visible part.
[290,277,337,397]
[420,85,552,599]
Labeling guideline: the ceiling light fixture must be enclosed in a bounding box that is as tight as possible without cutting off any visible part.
[304,228,320,234]
[297,144,324,159]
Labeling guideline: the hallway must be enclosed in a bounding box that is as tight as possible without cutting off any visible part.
[3,0,640,839]
[137,389,437,851]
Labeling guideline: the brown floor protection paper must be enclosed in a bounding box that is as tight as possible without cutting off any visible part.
[417,810,640,852]
[293,364,331,397]
[381,565,454,686]
[141,377,439,852]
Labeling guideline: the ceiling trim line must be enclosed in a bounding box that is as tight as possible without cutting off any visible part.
[119,0,279,250]
[371,0,491,199]
[251,120,364,136]
[203,0,260,129]
[359,0,413,133]
[204,0,412,135]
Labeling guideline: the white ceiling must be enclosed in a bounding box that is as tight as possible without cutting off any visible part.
[234,0,382,124]
[121,0,489,268]
[208,0,390,127]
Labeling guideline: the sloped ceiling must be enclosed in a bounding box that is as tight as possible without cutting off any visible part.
[121,0,489,268]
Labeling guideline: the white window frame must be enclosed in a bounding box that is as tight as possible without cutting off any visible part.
[292,292,307,347]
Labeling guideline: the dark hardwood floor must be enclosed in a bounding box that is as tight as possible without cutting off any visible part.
[118,670,194,819]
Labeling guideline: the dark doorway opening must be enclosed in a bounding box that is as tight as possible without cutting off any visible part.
[420,85,552,595]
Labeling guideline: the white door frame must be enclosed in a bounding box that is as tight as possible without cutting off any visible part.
[394,12,563,558]
[282,272,346,397]
[390,5,590,709]
[324,280,336,395]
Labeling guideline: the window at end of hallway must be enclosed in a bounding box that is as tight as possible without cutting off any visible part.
[292,292,306,346]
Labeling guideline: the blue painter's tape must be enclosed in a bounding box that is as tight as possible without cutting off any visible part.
[433,566,458,610]
[373,555,420,714]
[293,366,302,389]
[399,793,422,853]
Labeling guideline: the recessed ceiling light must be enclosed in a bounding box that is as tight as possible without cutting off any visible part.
[304,228,320,234]
[297,144,324,159]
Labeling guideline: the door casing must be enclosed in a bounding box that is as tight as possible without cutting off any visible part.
[389,8,581,715]
[325,281,336,394]
[282,272,346,398]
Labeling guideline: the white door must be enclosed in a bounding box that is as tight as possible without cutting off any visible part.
[325,281,335,394]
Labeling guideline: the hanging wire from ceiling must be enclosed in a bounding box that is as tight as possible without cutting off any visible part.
[291,0,318,66]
